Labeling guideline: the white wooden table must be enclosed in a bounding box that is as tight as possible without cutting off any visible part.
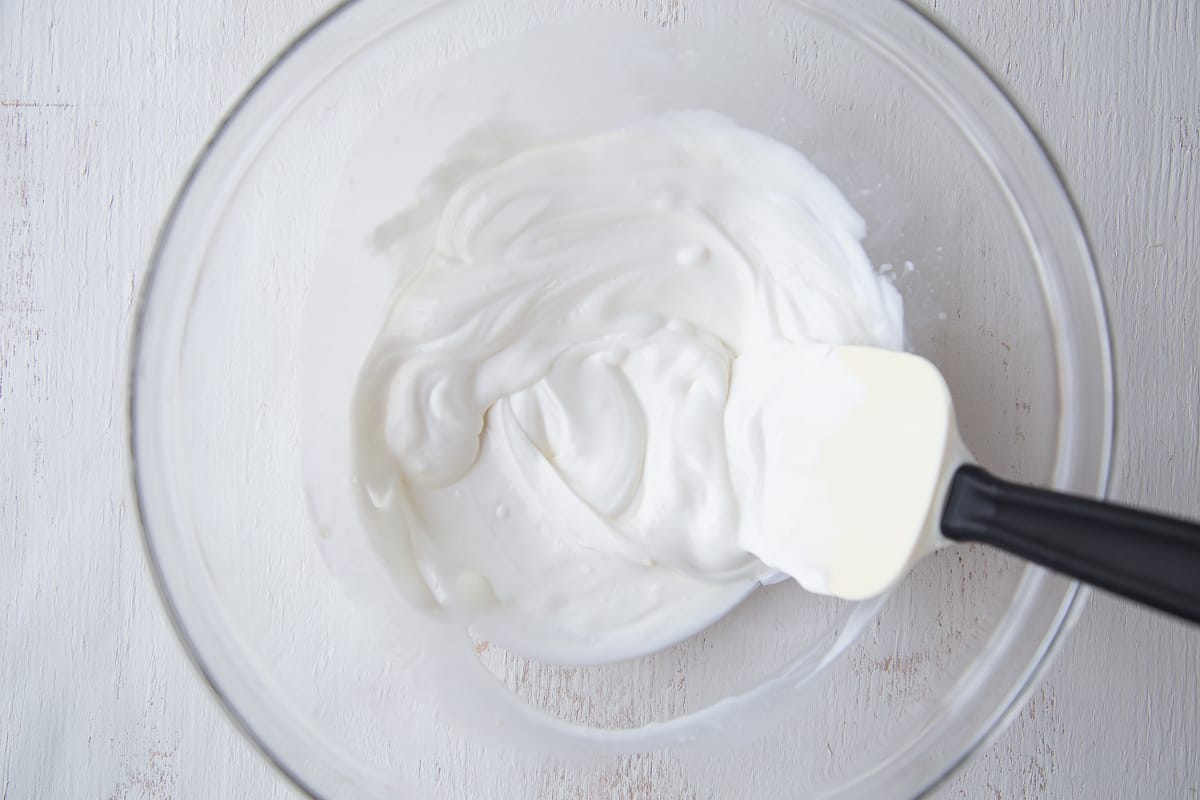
[3,1,1198,797]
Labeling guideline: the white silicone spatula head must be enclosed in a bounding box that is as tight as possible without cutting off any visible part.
[725,343,970,600]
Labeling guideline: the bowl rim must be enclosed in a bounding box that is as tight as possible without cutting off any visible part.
[128,1,1115,797]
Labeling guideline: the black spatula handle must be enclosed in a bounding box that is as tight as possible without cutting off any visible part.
[942,465,1200,624]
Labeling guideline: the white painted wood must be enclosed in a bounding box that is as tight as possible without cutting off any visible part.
[2,0,1197,797]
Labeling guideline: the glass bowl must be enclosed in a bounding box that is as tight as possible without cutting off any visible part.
[130,0,1113,797]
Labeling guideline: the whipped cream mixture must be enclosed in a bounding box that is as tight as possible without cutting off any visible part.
[352,111,904,664]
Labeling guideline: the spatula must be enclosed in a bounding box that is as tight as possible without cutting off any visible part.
[727,343,1200,623]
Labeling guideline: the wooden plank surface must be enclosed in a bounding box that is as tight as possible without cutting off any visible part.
[1,0,1197,797]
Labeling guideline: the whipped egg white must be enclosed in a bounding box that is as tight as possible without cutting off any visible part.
[351,111,904,664]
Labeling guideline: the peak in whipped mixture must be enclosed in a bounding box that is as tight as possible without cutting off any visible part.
[352,110,903,665]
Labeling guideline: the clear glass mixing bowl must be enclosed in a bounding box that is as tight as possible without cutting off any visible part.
[131,0,1114,797]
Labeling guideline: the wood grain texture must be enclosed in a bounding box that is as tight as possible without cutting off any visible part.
[2,0,1197,798]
